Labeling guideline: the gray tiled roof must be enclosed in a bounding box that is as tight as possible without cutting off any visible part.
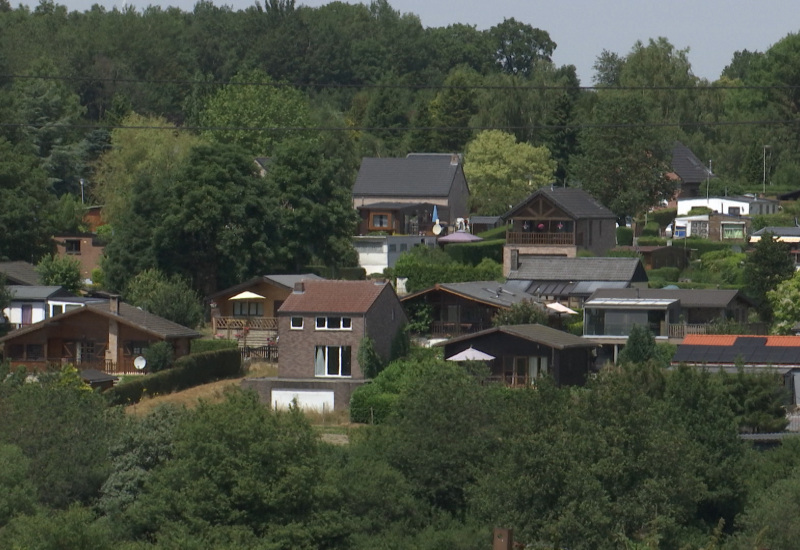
[353,155,461,198]
[8,285,75,301]
[402,281,538,309]
[504,187,615,220]
[0,261,40,285]
[440,323,594,350]
[672,142,713,184]
[508,257,644,282]
[752,226,800,237]
[263,273,323,290]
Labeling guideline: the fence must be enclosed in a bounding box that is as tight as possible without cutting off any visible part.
[241,345,279,362]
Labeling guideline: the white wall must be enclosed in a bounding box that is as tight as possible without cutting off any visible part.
[4,302,47,326]
[271,390,335,412]
[677,198,750,216]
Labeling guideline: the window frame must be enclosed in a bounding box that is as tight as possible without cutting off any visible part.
[315,316,353,331]
[314,345,352,377]
[290,316,304,330]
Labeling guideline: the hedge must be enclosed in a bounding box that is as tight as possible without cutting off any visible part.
[444,238,504,265]
[641,221,661,237]
[302,265,366,280]
[475,225,507,240]
[191,339,238,353]
[349,382,399,424]
[616,226,633,246]
[106,348,242,406]
[651,208,677,229]
[637,236,668,246]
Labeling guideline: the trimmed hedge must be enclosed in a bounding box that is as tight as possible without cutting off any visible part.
[641,221,661,237]
[106,348,242,406]
[444,238,504,265]
[616,226,633,246]
[637,236,668,246]
[651,208,677,229]
[475,225,507,240]
[191,339,238,353]
[681,238,735,257]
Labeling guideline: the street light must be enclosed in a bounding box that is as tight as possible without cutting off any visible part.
[763,145,771,194]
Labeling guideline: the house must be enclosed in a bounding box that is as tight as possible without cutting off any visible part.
[583,288,760,362]
[207,273,323,346]
[3,285,103,330]
[352,235,437,276]
[750,227,800,268]
[502,187,617,276]
[671,142,714,198]
[667,212,751,241]
[470,215,504,234]
[242,279,407,412]
[440,324,597,387]
[507,256,649,309]
[352,153,470,234]
[673,334,800,406]
[0,261,40,286]
[676,196,779,217]
[53,232,105,284]
[401,280,543,337]
[0,296,200,374]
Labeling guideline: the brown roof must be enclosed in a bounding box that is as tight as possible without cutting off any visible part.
[278,280,391,315]
[440,324,594,350]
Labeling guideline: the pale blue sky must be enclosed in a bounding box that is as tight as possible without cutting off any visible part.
[13,0,800,85]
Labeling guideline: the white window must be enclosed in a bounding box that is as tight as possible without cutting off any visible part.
[315,316,352,330]
[314,345,352,377]
[290,317,304,330]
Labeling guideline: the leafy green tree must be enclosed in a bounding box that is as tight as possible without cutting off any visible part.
[0,504,115,550]
[144,341,174,373]
[124,268,203,329]
[488,17,556,76]
[571,91,675,220]
[0,444,36,527]
[464,130,556,215]
[423,68,480,152]
[393,247,502,293]
[199,69,312,158]
[592,49,625,86]
[49,193,88,235]
[618,323,657,364]
[721,368,789,433]
[767,269,800,334]
[0,274,11,336]
[35,254,82,294]
[744,231,795,321]
[492,300,548,326]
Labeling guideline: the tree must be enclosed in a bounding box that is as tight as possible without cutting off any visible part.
[488,17,556,76]
[0,274,11,336]
[463,130,556,215]
[768,270,800,334]
[35,254,82,294]
[592,49,625,86]
[124,268,203,329]
[571,91,675,220]
[618,323,657,364]
[492,300,548,326]
[198,69,311,158]
[744,232,795,321]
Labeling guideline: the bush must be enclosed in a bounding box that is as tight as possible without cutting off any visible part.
[475,225,507,240]
[616,226,634,246]
[302,265,366,280]
[606,249,641,258]
[357,337,384,379]
[647,267,681,282]
[640,221,661,237]
[444,238,504,266]
[682,238,734,257]
[350,382,398,424]
[637,236,667,246]
[191,339,238,353]
[105,349,242,406]
[144,341,173,373]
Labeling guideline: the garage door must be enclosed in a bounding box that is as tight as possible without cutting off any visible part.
[271,389,335,412]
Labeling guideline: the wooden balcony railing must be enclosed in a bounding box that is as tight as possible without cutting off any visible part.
[668,323,767,338]
[506,231,575,246]
[6,357,142,375]
[213,316,278,333]
[431,321,488,337]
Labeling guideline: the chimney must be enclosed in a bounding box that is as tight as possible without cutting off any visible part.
[450,153,459,166]
[109,294,120,315]
[294,281,305,294]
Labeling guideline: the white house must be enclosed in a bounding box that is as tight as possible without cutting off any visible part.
[677,196,779,217]
[2,286,103,329]
[352,235,437,276]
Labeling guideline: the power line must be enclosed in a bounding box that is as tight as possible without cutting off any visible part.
[3,73,800,92]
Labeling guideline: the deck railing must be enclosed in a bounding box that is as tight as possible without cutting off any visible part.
[506,231,575,246]
[213,316,278,332]
[431,321,488,337]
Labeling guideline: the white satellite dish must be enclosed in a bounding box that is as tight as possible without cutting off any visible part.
[134,356,147,370]
[432,223,442,235]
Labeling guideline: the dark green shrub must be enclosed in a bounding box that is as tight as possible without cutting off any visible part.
[647,267,681,282]
[641,221,661,237]
[144,341,173,373]
[349,382,398,424]
[191,339,238,353]
[302,265,366,280]
[444,239,504,265]
[616,226,634,246]
[357,337,384,379]
[682,238,734,257]
[637,236,667,246]
[606,249,641,258]
[106,349,242,406]
[390,326,410,361]
[475,225,507,240]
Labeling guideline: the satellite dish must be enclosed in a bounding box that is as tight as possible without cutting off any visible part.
[134,356,147,370]
[432,223,442,236]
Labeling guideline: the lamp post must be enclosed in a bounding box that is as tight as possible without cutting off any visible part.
[763,145,771,194]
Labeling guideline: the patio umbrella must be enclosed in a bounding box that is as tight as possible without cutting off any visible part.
[437,230,484,243]
[546,302,578,315]
[230,290,266,300]
[447,346,495,362]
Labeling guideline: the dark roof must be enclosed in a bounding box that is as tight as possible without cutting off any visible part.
[278,280,394,315]
[0,261,40,285]
[353,155,463,198]
[673,335,800,366]
[440,324,594,350]
[672,142,713,184]
[401,281,539,309]
[0,300,200,343]
[8,285,76,301]
[751,226,800,237]
[503,187,615,220]
[508,257,646,283]
[356,201,435,212]
[586,288,752,308]
[207,273,323,301]
[79,368,119,385]
[470,215,503,225]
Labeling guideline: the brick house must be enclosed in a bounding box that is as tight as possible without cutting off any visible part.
[242,279,407,411]
[53,233,105,284]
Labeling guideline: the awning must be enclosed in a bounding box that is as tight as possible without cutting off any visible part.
[547,302,578,315]
[230,291,266,300]
[447,346,495,361]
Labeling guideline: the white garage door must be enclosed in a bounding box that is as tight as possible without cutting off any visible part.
[271,390,335,412]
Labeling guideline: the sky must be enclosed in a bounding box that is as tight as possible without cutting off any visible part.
[13,0,800,85]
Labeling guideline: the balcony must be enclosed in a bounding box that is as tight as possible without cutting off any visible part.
[506,231,575,246]
[431,321,488,337]
[213,316,277,333]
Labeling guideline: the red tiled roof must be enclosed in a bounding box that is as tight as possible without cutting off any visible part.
[765,336,800,347]
[278,280,390,315]
[681,335,738,346]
